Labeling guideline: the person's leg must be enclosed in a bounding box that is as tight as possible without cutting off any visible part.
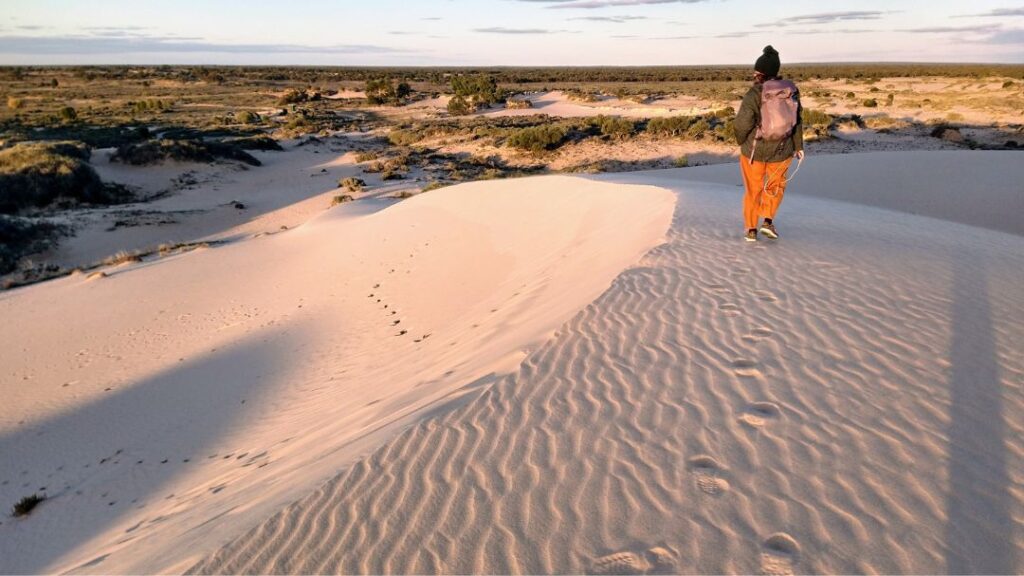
[740,157,767,232]
[759,157,793,222]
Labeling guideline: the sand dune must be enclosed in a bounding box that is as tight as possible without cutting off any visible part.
[0,177,672,574]
[193,152,1023,574]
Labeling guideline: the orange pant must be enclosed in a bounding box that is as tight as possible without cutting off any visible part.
[740,156,792,230]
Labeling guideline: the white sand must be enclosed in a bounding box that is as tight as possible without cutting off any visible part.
[0,177,673,573]
[3,151,1023,575]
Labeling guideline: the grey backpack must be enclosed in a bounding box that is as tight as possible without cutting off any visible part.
[756,79,799,140]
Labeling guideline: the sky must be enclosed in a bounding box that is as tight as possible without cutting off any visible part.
[0,0,1022,66]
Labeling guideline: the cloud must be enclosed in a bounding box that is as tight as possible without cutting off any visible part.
[985,28,1024,43]
[902,24,1002,34]
[715,31,752,38]
[956,8,1024,18]
[649,35,695,39]
[611,34,639,38]
[15,25,48,31]
[520,0,710,9]
[568,16,648,22]
[784,28,875,35]
[474,27,567,34]
[774,10,884,26]
[0,34,409,55]
[421,17,443,21]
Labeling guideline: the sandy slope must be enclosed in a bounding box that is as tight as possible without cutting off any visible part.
[0,177,673,574]
[193,152,1023,574]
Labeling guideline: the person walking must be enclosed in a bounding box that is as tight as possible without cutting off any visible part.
[734,45,804,242]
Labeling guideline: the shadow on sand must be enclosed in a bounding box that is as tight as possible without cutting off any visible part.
[945,247,1016,574]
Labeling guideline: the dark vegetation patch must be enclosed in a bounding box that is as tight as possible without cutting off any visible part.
[11,494,45,517]
[112,139,261,166]
[0,141,131,214]
[0,215,67,275]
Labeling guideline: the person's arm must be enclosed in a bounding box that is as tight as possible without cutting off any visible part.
[734,88,758,146]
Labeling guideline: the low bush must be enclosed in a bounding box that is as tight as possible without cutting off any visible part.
[338,177,365,192]
[447,95,471,116]
[673,155,689,168]
[646,116,695,137]
[388,129,422,146]
[686,118,711,139]
[506,125,568,152]
[0,216,65,275]
[801,108,832,126]
[862,98,878,108]
[595,115,635,139]
[112,139,261,166]
[331,194,354,206]
[0,142,128,214]
[11,494,45,517]
[7,96,23,110]
[236,110,261,125]
[354,151,379,162]
[58,106,77,122]
[227,135,282,151]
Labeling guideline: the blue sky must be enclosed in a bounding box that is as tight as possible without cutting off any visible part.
[1,0,1022,65]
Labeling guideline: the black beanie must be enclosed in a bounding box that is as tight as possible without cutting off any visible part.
[755,45,781,77]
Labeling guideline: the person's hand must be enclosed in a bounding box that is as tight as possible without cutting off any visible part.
[794,149,805,160]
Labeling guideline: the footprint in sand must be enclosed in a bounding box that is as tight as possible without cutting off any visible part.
[731,359,761,378]
[686,455,729,495]
[742,327,774,344]
[738,402,782,429]
[589,546,678,575]
[759,533,800,576]
[754,290,778,303]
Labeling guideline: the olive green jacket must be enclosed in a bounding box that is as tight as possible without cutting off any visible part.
[734,80,803,163]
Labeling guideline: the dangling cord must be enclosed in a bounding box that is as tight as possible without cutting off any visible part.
[762,155,803,198]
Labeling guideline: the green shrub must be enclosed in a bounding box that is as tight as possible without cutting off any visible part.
[1002,80,1015,89]
[278,89,307,105]
[447,95,471,116]
[354,151,378,162]
[595,115,635,139]
[388,129,421,146]
[236,110,261,125]
[506,125,568,152]
[845,91,856,98]
[886,93,895,106]
[686,118,710,139]
[862,98,878,108]
[58,106,77,122]
[380,169,404,180]
[366,78,410,106]
[801,108,832,126]
[451,75,502,106]
[112,139,260,166]
[331,194,354,206]
[646,116,695,137]
[673,155,689,168]
[0,142,125,214]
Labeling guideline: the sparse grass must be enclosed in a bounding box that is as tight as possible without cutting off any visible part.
[12,494,44,517]
[801,109,832,127]
[673,155,689,168]
[421,181,452,192]
[6,96,23,110]
[102,250,143,266]
[338,177,365,192]
[354,151,379,162]
[331,194,354,206]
